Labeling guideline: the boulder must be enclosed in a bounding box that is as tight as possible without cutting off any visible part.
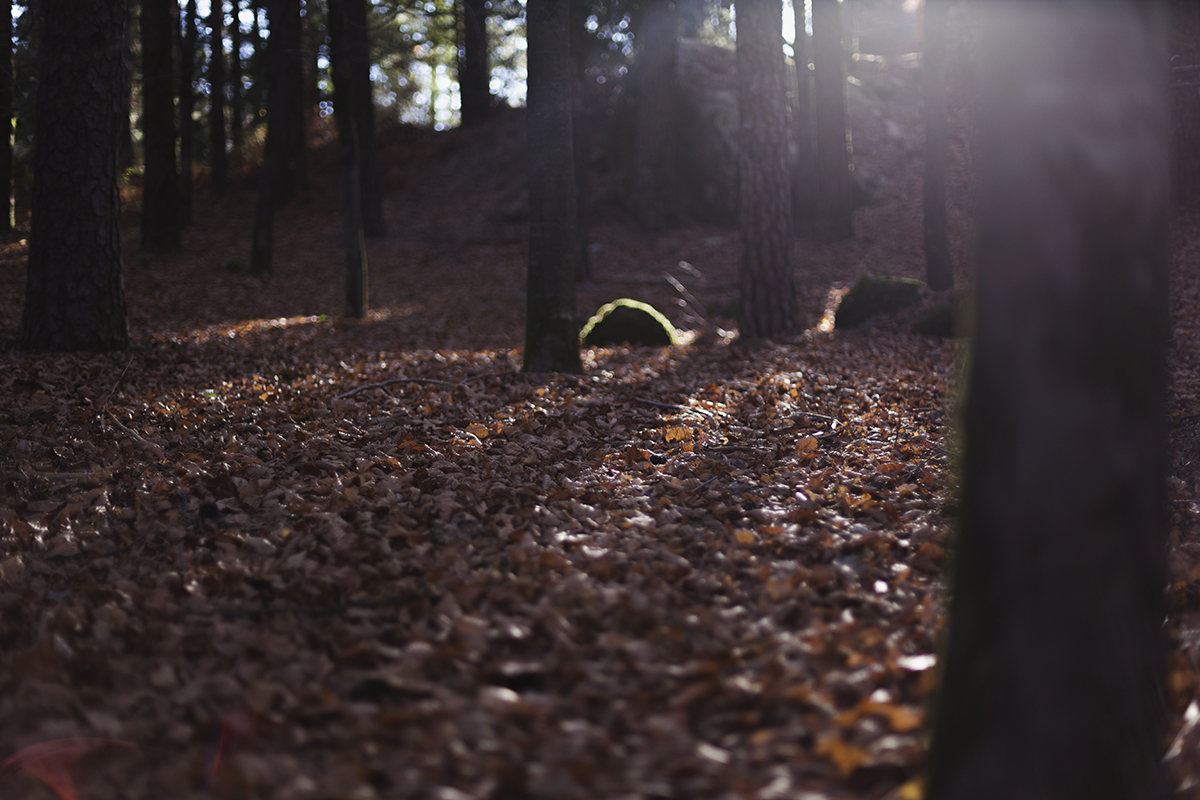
[834,274,926,329]
[581,299,679,347]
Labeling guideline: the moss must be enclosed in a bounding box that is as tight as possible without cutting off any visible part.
[580,299,679,347]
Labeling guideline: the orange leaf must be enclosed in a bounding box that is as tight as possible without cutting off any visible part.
[796,437,819,456]
[1,738,132,800]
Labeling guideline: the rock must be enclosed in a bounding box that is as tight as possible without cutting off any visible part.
[581,299,679,347]
[834,274,927,330]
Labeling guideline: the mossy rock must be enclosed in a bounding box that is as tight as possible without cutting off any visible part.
[581,299,679,347]
[834,274,927,330]
[915,287,971,338]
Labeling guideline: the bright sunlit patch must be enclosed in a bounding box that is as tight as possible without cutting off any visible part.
[816,285,851,333]
[182,314,328,344]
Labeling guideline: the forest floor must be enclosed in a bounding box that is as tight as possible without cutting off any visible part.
[4,53,1200,800]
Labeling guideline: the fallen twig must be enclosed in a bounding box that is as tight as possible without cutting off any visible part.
[633,397,716,418]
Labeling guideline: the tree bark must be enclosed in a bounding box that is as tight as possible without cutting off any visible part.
[921,0,952,291]
[736,0,795,340]
[570,0,590,282]
[459,0,490,127]
[328,0,367,317]
[230,0,245,163]
[524,0,581,374]
[179,0,198,224]
[811,0,852,241]
[278,0,308,198]
[209,0,228,194]
[629,0,679,230]
[792,0,815,235]
[18,0,129,352]
[250,0,297,275]
[344,0,383,235]
[0,0,13,231]
[141,0,181,252]
[926,4,1170,798]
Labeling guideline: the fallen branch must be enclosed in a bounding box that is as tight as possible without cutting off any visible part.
[634,397,716,418]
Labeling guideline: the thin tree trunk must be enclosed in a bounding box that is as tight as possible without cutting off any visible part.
[459,0,489,127]
[524,0,581,374]
[811,0,852,241]
[178,0,197,224]
[792,0,815,235]
[230,0,244,164]
[922,0,952,291]
[926,5,1170,798]
[328,0,367,317]
[0,0,13,231]
[141,0,181,251]
[19,0,129,352]
[344,0,383,235]
[737,0,795,340]
[209,0,228,193]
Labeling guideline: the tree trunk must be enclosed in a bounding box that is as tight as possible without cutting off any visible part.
[250,0,296,275]
[141,0,181,251]
[926,5,1170,798]
[737,0,795,340]
[344,0,383,235]
[921,0,952,291]
[459,0,489,127]
[117,20,134,173]
[278,0,308,199]
[230,0,244,164]
[0,0,13,231]
[811,0,852,241]
[328,0,367,317]
[209,0,228,194]
[792,0,815,235]
[178,0,197,225]
[629,0,679,230]
[18,0,129,352]
[570,0,590,282]
[524,0,581,375]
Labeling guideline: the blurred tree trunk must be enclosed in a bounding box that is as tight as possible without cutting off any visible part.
[344,0,383,235]
[570,0,590,282]
[328,0,367,317]
[178,0,197,224]
[141,0,180,251]
[926,4,1170,798]
[736,0,795,340]
[250,0,298,274]
[523,0,581,374]
[459,0,489,127]
[230,0,244,164]
[811,0,852,241]
[18,0,129,351]
[792,0,815,235]
[0,0,13,231]
[278,0,308,197]
[628,0,679,230]
[117,18,134,173]
[209,0,228,194]
[922,0,952,291]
